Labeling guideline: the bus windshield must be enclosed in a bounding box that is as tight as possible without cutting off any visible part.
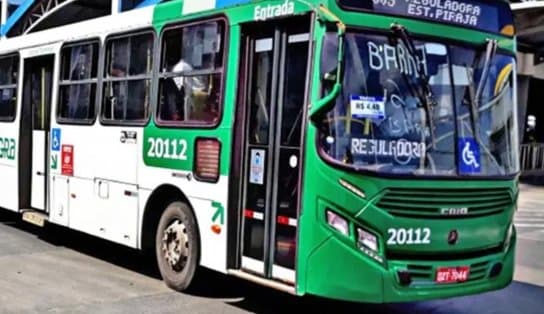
[318,31,519,177]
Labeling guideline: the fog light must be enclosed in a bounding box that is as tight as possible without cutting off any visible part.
[357,228,378,252]
[490,263,503,278]
[326,210,349,236]
[397,270,412,286]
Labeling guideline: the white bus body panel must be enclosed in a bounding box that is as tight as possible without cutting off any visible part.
[2,7,155,245]
[68,177,101,236]
[94,179,139,247]
[50,175,69,226]
[138,165,230,274]
[92,126,140,184]
[0,5,230,274]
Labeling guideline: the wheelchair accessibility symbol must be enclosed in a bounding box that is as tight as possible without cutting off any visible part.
[458,138,480,174]
[51,128,61,152]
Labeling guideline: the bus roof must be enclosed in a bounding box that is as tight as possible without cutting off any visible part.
[0,0,515,56]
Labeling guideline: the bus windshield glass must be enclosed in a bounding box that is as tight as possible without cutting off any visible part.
[318,31,519,177]
[337,0,514,35]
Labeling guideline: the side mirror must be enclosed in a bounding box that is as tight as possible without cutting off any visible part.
[310,8,345,126]
[320,33,339,82]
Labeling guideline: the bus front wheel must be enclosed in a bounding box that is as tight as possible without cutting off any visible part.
[155,201,199,291]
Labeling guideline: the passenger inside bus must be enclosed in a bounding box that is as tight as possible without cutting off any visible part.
[160,56,219,124]
[159,23,221,124]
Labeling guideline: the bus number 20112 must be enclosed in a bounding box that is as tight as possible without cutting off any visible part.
[387,228,431,245]
[147,138,188,160]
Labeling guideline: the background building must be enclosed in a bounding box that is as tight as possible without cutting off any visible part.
[511,1,544,180]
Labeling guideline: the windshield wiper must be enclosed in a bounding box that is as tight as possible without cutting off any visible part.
[390,23,437,149]
[464,39,498,143]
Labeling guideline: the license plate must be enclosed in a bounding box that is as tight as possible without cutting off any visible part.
[435,266,470,283]
[22,212,45,227]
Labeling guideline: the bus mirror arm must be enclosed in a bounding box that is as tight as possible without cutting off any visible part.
[309,5,345,127]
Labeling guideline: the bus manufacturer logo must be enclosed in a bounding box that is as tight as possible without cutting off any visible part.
[440,207,468,216]
[448,230,459,245]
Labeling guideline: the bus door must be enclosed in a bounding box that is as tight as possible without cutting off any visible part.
[238,16,311,284]
[20,55,54,211]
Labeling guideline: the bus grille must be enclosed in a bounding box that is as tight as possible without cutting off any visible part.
[404,260,490,285]
[376,187,513,218]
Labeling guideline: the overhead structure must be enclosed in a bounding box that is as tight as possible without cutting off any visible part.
[511,1,544,179]
[0,0,163,38]
[512,1,544,69]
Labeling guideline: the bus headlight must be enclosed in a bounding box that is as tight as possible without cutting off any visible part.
[326,210,349,236]
[357,228,378,252]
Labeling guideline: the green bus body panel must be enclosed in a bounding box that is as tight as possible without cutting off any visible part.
[148,0,518,303]
[143,124,233,174]
[297,122,517,301]
[145,1,314,174]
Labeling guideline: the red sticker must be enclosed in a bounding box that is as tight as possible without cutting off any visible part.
[61,145,73,176]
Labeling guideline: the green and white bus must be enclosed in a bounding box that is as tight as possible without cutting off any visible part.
[0,0,519,303]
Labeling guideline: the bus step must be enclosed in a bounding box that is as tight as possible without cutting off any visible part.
[21,210,48,227]
[227,269,296,295]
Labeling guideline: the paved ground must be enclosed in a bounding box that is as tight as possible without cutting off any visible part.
[513,183,544,287]
[0,183,543,313]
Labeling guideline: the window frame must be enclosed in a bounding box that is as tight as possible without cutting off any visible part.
[0,52,20,123]
[56,37,102,126]
[99,28,157,127]
[154,15,229,129]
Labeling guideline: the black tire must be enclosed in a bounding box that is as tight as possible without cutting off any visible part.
[155,201,200,291]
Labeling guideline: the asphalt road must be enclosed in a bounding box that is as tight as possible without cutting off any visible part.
[0,184,543,314]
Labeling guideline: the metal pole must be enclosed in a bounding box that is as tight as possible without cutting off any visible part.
[111,0,120,15]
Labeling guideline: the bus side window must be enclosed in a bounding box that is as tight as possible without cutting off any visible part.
[157,19,225,126]
[57,41,99,123]
[101,30,154,124]
[0,55,18,122]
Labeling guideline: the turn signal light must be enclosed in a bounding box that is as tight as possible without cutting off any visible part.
[338,178,366,199]
[211,224,221,234]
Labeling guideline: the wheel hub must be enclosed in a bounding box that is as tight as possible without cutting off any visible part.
[162,219,189,271]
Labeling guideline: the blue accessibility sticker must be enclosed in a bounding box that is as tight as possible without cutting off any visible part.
[51,128,61,152]
[458,137,480,174]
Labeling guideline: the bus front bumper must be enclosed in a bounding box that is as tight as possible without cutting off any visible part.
[303,228,516,303]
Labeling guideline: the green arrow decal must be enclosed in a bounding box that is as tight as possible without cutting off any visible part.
[51,154,58,170]
[211,201,224,225]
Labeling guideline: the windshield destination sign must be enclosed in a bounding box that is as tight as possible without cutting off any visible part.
[338,0,512,34]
